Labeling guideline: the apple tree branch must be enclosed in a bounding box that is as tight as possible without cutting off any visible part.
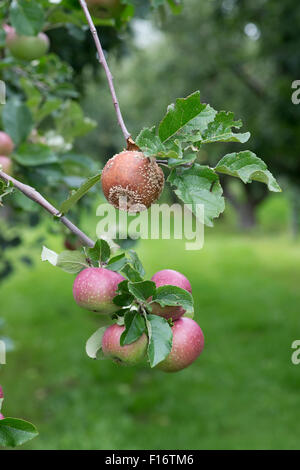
[79,0,131,143]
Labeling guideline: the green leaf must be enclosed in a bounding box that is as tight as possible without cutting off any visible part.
[114,312,127,326]
[42,246,89,274]
[59,172,102,215]
[136,93,249,161]
[87,239,110,266]
[46,9,82,28]
[145,314,173,368]
[0,180,14,205]
[2,101,33,146]
[128,250,145,278]
[120,311,146,346]
[121,264,143,282]
[19,77,42,115]
[55,101,97,143]
[168,163,225,227]
[167,153,196,168]
[36,98,62,123]
[47,6,114,28]
[13,143,58,167]
[119,4,135,24]
[106,253,128,272]
[167,0,183,14]
[136,126,165,157]
[200,111,250,145]
[128,281,156,302]
[0,29,6,48]
[175,104,217,144]
[215,151,281,192]
[86,326,110,359]
[152,285,194,317]
[116,279,130,294]
[135,126,180,159]
[0,418,38,447]
[113,293,134,307]
[9,0,45,36]
[61,153,99,173]
[159,91,207,143]
[41,246,58,266]
[56,251,89,274]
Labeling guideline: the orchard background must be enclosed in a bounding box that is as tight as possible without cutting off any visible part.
[0,0,300,450]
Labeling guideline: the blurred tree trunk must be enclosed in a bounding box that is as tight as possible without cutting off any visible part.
[235,200,257,229]
[222,179,268,230]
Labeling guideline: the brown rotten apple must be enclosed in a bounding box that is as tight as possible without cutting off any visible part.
[157,317,205,372]
[102,323,147,365]
[101,151,164,212]
[73,267,124,314]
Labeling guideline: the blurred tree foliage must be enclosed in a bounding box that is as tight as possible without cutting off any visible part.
[80,0,298,228]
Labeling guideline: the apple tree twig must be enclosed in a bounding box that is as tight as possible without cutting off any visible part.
[79,0,131,143]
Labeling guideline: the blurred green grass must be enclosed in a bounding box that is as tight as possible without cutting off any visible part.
[1,232,300,450]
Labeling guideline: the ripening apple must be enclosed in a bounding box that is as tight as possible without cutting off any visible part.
[73,267,124,314]
[102,323,148,365]
[0,414,4,420]
[156,317,204,372]
[150,269,192,320]
[0,132,14,156]
[0,156,12,175]
[5,25,50,61]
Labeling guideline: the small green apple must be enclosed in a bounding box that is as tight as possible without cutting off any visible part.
[5,25,49,61]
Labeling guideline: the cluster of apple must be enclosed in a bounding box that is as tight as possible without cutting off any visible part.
[73,267,205,372]
[71,138,203,373]
[0,132,14,176]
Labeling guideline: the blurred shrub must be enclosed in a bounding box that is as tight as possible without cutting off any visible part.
[257,194,290,233]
